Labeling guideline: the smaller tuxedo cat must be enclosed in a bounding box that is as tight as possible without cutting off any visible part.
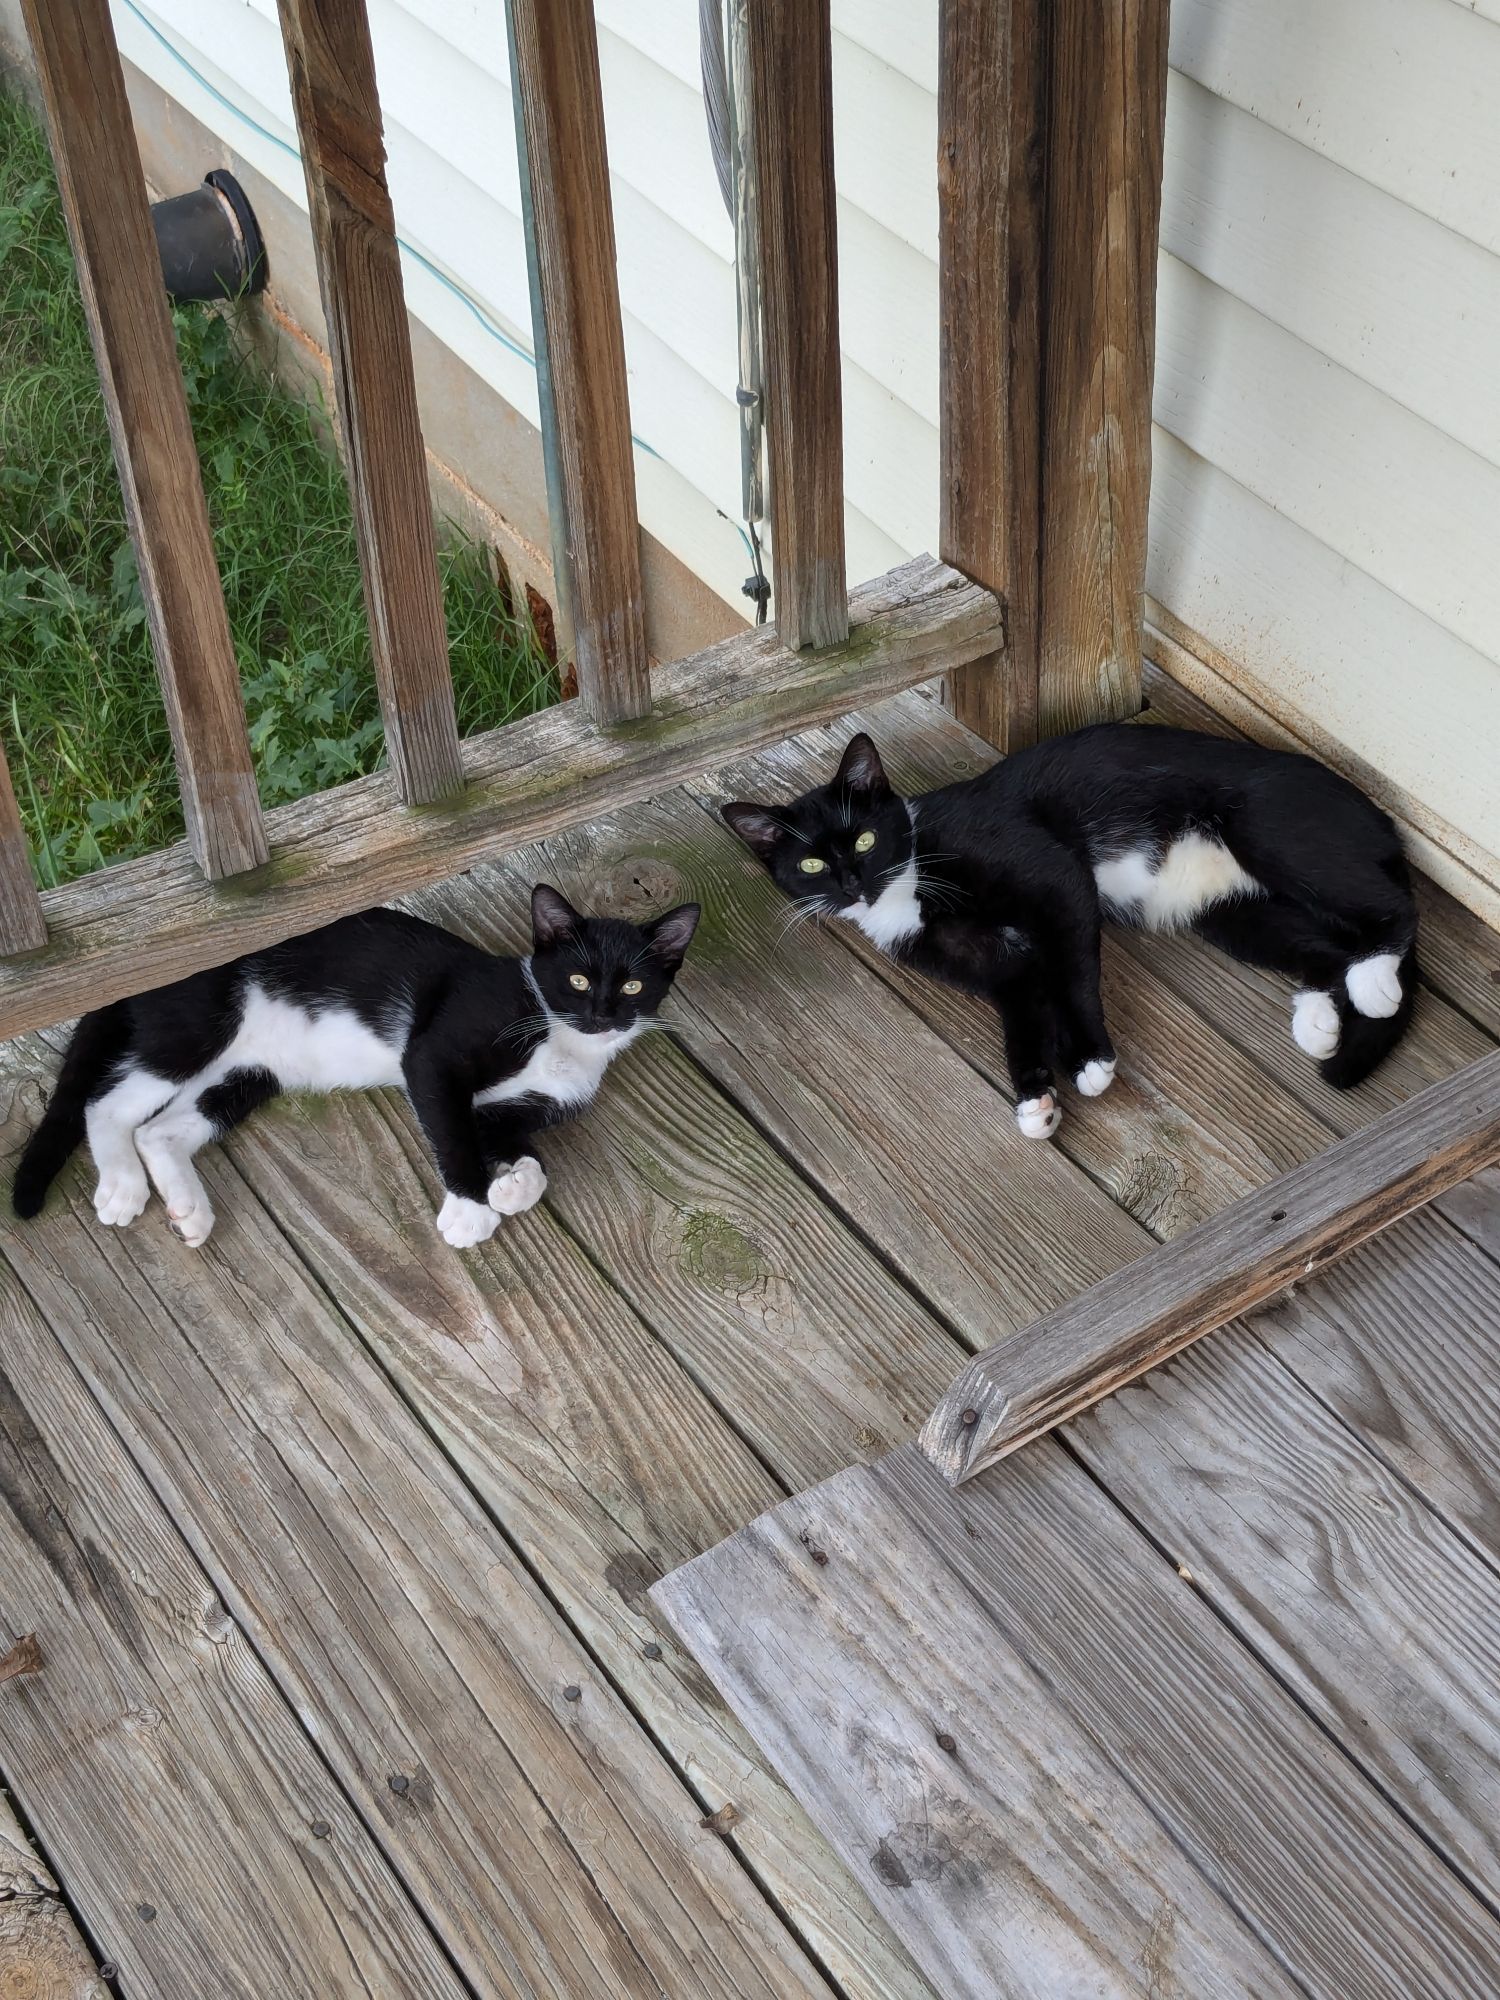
[12,887,699,1248]
[723,727,1416,1138]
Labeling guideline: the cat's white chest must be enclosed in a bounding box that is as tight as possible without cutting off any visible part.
[1093,833,1261,931]
[475,1020,641,1111]
[843,858,924,952]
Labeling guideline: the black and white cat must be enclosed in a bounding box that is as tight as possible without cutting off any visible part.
[723,727,1417,1137]
[12,886,699,1248]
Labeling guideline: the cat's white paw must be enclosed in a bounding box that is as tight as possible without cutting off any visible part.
[1346,953,1404,1019]
[1016,1093,1061,1139]
[436,1191,499,1248]
[488,1156,546,1216]
[165,1192,215,1248]
[1074,1058,1116,1098]
[94,1167,149,1228]
[1291,990,1341,1060]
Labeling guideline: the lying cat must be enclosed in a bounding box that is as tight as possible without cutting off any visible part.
[12,886,699,1248]
[723,727,1416,1138]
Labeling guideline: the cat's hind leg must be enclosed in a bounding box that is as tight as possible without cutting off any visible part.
[85,1069,174,1227]
[136,1065,280,1246]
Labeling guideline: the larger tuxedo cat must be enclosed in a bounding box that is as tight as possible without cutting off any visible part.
[723,728,1416,1138]
[12,886,699,1248]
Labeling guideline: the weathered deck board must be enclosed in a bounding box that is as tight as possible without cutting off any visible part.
[0,1784,106,1999]
[923,1050,1500,1481]
[657,1441,1500,2000]
[216,1079,936,2000]
[0,1264,463,2000]
[0,1062,834,2000]
[1067,1268,1500,1896]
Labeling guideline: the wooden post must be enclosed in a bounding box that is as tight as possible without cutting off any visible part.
[1038,0,1169,734]
[744,0,848,653]
[0,740,46,955]
[277,0,464,802]
[20,0,268,881]
[506,0,651,724]
[938,0,1047,751]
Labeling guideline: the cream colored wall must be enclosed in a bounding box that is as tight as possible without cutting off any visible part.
[98,0,1500,916]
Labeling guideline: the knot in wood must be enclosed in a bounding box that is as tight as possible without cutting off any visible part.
[591,854,688,920]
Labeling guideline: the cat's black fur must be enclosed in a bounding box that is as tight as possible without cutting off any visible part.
[723,726,1416,1130]
[13,886,699,1246]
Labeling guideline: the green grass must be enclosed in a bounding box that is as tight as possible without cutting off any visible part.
[0,90,554,886]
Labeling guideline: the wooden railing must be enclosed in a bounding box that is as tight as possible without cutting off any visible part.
[0,0,1167,1039]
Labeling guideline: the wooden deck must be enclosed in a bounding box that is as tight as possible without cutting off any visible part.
[2,676,1499,1998]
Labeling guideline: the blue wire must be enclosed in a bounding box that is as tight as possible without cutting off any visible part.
[116,0,662,460]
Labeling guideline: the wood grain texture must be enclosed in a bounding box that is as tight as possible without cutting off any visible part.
[658,1441,1500,1999]
[0,1786,106,2000]
[746,0,848,652]
[18,0,267,882]
[937,0,1043,750]
[1038,0,1168,731]
[0,555,1001,1041]
[507,0,650,721]
[1069,1291,1500,1900]
[0,1263,463,2000]
[276,0,464,801]
[0,739,44,956]
[219,1078,935,2000]
[0,1058,832,2000]
[923,1049,1500,1480]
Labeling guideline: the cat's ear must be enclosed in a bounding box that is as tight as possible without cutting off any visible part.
[642,902,700,972]
[531,883,583,949]
[835,733,890,797]
[720,801,787,861]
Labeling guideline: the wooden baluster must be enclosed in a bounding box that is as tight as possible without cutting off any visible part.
[938,0,1047,751]
[1038,0,1170,733]
[0,740,46,955]
[20,0,269,880]
[744,0,848,652]
[276,0,464,801]
[507,0,650,722]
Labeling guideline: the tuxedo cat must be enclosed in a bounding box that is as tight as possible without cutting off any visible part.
[12,886,699,1248]
[723,728,1416,1138]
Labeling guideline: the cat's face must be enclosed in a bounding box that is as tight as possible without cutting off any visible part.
[528,885,700,1036]
[721,734,912,915]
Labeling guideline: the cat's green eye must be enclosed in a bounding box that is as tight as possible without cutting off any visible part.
[798,856,827,875]
[569,972,591,991]
[855,830,877,853]
[622,978,643,996]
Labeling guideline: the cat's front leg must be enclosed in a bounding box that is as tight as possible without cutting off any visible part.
[404,1042,501,1248]
[995,983,1062,1139]
[476,1108,547,1217]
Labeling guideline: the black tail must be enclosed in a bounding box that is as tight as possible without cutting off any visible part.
[11,1004,128,1218]
[1319,945,1418,1091]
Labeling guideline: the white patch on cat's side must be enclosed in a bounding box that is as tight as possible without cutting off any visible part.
[1075,1058,1116,1097]
[1016,1094,1061,1138]
[489,1156,546,1215]
[437,1191,500,1248]
[1291,990,1341,1059]
[1346,952,1404,1019]
[843,857,923,953]
[232,985,407,1091]
[1094,833,1261,932]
